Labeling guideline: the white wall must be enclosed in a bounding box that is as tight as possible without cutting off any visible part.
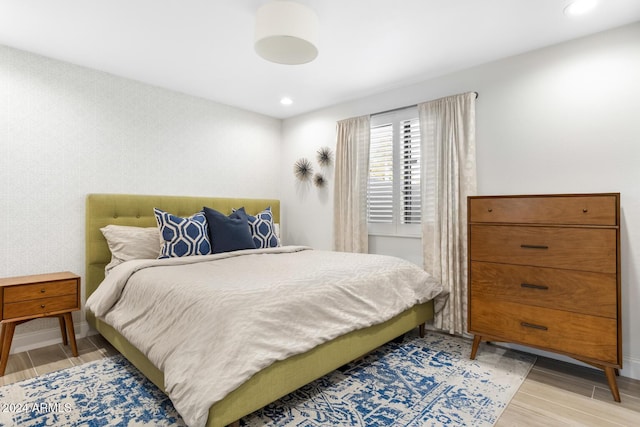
[2,22,639,378]
[0,45,282,349]
[281,22,640,378]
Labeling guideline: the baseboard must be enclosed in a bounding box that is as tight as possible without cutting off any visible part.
[622,355,640,380]
[9,320,96,354]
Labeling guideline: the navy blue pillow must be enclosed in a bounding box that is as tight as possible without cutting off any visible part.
[202,206,257,254]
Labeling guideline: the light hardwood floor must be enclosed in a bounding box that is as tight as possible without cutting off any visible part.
[498,350,640,426]
[0,334,119,387]
[1,336,639,425]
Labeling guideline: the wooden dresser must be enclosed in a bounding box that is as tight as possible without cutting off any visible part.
[467,193,621,401]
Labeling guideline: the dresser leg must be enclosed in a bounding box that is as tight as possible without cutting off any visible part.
[604,367,621,402]
[470,335,482,360]
[63,313,78,357]
[0,322,16,376]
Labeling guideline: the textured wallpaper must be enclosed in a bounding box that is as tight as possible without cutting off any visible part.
[0,45,282,334]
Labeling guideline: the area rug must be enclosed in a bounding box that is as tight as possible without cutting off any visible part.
[0,332,534,426]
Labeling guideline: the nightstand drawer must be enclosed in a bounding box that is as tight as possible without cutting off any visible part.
[470,298,618,365]
[470,225,616,273]
[469,195,617,225]
[3,294,78,319]
[470,262,617,318]
[4,279,77,303]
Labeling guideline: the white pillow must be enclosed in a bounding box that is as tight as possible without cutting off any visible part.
[274,223,282,246]
[101,225,162,274]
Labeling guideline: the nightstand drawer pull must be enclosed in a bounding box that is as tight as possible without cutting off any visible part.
[40,304,45,308]
[521,322,548,331]
[40,289,46,293]
[521,283,549,290]
[520,244,549,250]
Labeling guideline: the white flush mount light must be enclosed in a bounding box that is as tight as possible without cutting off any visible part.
[564,0,598,16]
[280,97,293,105]
[255,1,319,65]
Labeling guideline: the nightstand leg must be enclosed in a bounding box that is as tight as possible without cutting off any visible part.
[58,316,68,346]
[63,313,78,357]
[470,335,482,360]
[0,323,5,355]
[0,322,16,376]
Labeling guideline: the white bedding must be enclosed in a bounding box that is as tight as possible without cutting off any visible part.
[86,246,442,427]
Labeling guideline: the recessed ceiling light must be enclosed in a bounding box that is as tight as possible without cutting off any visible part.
[280,97,293,105]
[564,0,597,16]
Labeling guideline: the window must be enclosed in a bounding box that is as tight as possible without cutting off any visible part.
[367,107,421,236]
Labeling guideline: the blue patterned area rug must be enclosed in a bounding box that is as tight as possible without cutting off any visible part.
[0,355,184,427]
[0,332,534,426]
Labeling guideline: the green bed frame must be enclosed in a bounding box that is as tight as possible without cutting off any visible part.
[85,193,434,427]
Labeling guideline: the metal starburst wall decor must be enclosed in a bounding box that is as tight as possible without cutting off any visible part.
[313,173,326,188]
[317,146,333,167]
[294,158,313,181]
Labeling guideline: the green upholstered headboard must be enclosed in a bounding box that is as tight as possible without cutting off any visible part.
[85,194,280,299]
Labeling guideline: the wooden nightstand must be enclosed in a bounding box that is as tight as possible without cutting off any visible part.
[0,271,80,375]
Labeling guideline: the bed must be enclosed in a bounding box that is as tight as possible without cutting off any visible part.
[85,193,438,427]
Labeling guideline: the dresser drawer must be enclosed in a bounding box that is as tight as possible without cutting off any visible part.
[470,225,616,273]
[3,294,78,320]
[470,298,618,364]
[469,195,618,225]
[470,262,617,318]
[3,279,78,303]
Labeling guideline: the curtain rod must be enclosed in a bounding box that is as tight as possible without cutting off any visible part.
[373,91,478,116]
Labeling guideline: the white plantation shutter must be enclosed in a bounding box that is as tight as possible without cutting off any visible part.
[400,118,421,225]
[367,107,421,235]
[367,123,393,223]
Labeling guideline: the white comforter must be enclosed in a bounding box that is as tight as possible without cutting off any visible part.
[86,246,442,427]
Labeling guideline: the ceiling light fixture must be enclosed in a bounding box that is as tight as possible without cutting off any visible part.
[254,1,319,65]
[280,97,293,105]
[564,0,598,16]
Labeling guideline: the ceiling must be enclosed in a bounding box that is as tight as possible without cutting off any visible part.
[1,0,639,119]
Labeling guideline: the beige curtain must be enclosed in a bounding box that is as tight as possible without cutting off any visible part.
[419,92,477,335]
[333,115,371,253]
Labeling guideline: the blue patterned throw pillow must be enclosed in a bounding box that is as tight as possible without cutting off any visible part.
[154,208,211,258]
[244,206,280,249]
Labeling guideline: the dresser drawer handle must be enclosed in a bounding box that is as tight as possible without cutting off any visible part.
[521,322,548,331]
[520,244,549,250]
[521,283,549,290]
